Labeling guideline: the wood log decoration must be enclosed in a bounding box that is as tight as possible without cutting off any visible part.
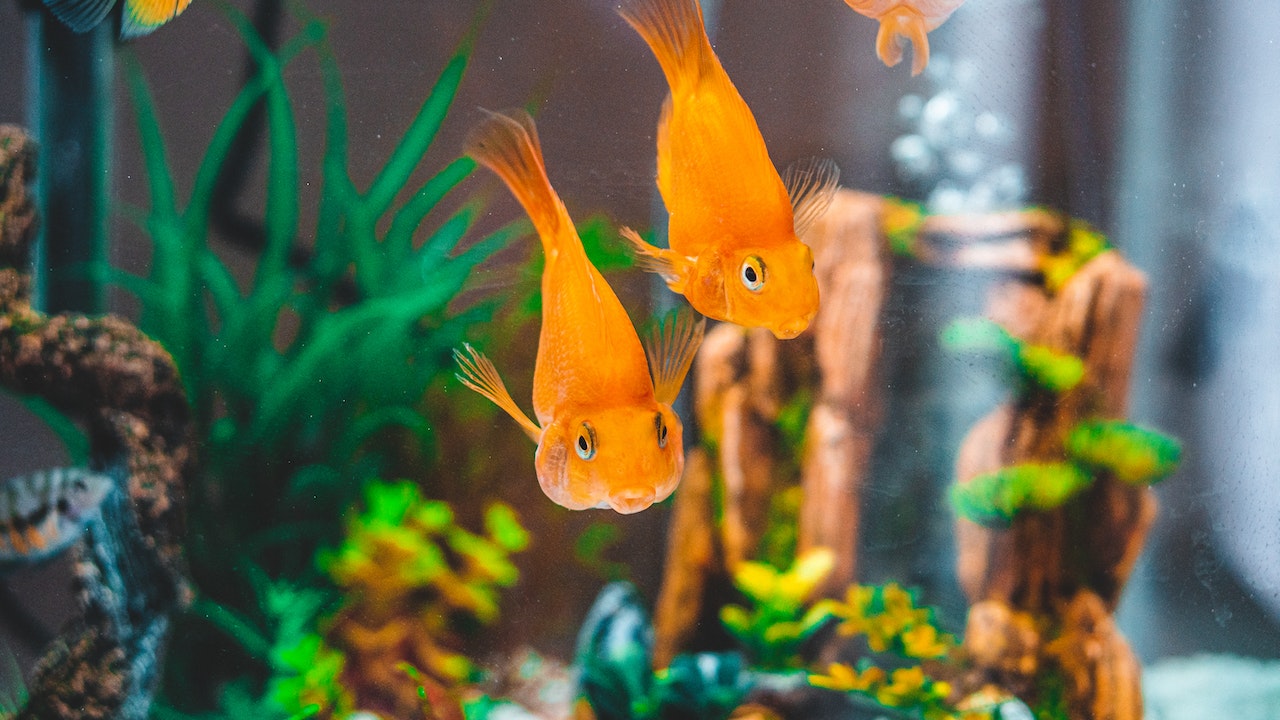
[652,190,892,667]
[921,211,1174,720]
[0,125,192,720]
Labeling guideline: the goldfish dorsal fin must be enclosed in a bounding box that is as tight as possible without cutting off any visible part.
[619,0,715,90]
[454,344,542,443]
[784,157,841,238]
[875,6,932,75]
[464,109,570,246]
[643,305,707,405]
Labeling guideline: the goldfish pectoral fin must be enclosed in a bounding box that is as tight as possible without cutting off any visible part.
[875,8,932,75]
[453,344,542,443]
[643,304,707,405]
[619,226,691,291]
[784,157,842,238]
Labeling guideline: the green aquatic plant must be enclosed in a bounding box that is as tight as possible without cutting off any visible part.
[810,583,972,720]
[949,462,1093,527]
[941,318,1084,394]
[718,547,837,671]
[312,479,527,716]
[1065,419,1182,486]
[116,1,513,709]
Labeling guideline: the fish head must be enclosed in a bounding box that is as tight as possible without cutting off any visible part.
[62,471,114,520]
[713,241,819,339]
[534,403,685,514]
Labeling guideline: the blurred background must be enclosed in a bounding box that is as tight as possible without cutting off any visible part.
[1,0,1278,703]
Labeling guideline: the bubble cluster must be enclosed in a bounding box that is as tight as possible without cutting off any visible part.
[890,55,1028,214]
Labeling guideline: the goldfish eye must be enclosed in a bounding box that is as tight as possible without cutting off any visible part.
[740,255,765,292]
[656,413,668,449]
[576,422,597,461]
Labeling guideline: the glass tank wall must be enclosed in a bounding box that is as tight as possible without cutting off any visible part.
[0,1,1277,719]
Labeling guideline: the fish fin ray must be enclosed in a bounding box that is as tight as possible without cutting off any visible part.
[121,0,193,38]
[618,0,715,90]
[465,109,570,252]
[41,0,116,33]
[643,305,707,405]
[784,157,841,238]
[619,226,691,292]
[453,344,541,443]
[875,6,931,75]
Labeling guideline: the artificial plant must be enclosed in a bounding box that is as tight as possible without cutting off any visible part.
[114,1,516,710]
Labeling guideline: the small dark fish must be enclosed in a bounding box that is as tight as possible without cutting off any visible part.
[41,0,193,39]
[0,467,114,565]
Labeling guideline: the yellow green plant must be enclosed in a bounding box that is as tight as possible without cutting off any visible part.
[882,197,927,257]
[718,547,836,670]
[1065,419,1181,486]
[267,479,530,719]
[809,583,974,720]
[940,318,1085,394]
[950,462,1093,527]
[1040,219,1110,293]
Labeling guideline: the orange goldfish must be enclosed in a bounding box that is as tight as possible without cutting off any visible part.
[454,110,705,514]
[843,0,966,75]
[40,0,194,38]
[618,0,840,340]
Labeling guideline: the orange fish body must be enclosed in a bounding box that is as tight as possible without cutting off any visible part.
[843,0,966,75]
[619,0,839,340]
[455,110,704,514]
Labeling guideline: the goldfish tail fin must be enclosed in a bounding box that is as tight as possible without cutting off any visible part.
[453,344,542,443]
[875,6,931,75]
[121,0,194,38]
[619,226,692,293]
[618,0,716,90]
[464,109,571,252]
[643,305,707,406]
[784,157,841,238]
[41,0,115,33]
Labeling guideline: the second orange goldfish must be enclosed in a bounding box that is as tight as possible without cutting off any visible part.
[618,0,840,340]
[843,0,966,75]
[455,110,705,514]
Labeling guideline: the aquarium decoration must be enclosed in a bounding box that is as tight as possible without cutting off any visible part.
[575,582,753,720]
[949,462,1093,527]
[940,317,1085,394]
[108,4,523,711]
[1064,419,1181,487]
[718,548,836,671]
[935,218,1179,720]
[0,126,191,719]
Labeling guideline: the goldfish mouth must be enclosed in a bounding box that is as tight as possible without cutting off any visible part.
[608,487,657,514]
[771,314,815,340]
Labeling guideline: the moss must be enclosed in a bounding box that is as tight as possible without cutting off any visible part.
[1065,420,1181,486]
[951,463,1093,527]
[1040,219,1110,293]
[941,317,1085,394]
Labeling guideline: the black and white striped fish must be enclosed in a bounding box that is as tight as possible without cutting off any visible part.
[0,467,114,565]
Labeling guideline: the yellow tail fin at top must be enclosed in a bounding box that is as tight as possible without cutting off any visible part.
[464,109,572,252]
[875,6,932,76]
[618,0,717,91]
